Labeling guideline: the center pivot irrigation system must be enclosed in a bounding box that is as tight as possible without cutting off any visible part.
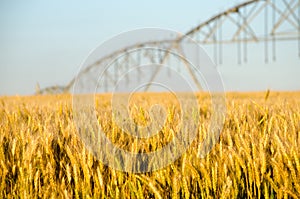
[38,0,300,94]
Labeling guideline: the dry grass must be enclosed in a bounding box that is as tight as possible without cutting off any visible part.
[0,92,299,198]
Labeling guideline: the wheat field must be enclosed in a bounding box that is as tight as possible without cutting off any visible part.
[0,92,299,198]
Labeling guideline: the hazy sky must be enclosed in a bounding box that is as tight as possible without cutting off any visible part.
[1,0,299,95]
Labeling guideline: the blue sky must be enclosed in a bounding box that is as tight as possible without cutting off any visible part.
[1,0,299,95]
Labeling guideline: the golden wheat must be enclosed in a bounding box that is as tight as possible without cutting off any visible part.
[0,92,299,198]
